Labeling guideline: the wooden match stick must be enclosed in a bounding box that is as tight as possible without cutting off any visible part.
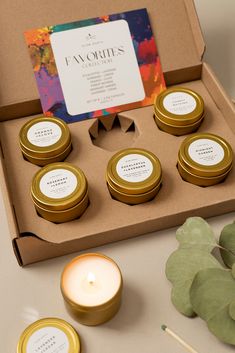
[161,325,199,353]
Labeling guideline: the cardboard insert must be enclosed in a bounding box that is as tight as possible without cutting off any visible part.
[0,63,235,265]
[0,0,235,265]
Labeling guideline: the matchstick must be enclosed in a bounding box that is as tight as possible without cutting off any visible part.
[161,324,199,353]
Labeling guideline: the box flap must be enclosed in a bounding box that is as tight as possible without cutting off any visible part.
[0,0,204,119]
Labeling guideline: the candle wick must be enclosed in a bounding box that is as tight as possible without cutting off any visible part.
[87,272,96,285]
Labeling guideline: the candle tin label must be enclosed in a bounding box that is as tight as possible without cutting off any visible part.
[163,91,197,115]
[116,154,153,183]
[27,121,62,147]
[26,326,69,353]
[188,139,225,166]
[39,169,78,199]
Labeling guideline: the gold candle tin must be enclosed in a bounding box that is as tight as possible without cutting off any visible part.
[154,87,204,136]
[19,116,72,166]
[17,318,81,353]
[61,253,123,326]
[31,162,89,223]
[177,133,233,186]
[106,148,162,204]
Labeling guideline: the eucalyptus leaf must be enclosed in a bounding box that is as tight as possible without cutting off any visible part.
[219,221,235,268]
[176,217,217,251]
[190,268,235,345]
[166,249,222,317]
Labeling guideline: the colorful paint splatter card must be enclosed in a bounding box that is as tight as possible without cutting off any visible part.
[25,9,165,123]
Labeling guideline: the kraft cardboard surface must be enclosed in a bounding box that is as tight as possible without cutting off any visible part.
[0,0,203,118]
[1,65,235,253]
[1,0,235,265]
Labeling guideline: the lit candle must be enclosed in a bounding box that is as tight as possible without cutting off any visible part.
[60,253,123,326]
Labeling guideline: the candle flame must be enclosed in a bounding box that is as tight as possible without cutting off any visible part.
[87,272,96,285]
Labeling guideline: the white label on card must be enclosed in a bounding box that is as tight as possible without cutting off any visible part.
[27,122,62,147]
[163,92,197,115]
[50,20,145,115]
[39,169,77,198]
[116,154,153,182]
[26,326,69,353]
[188,139,225,166]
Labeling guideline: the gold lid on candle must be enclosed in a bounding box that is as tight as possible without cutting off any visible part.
[31,162,89,222]
[154,87,204,135]
[17,318,81,353]
[31,162,87,211]
[19,116,72,165]
[61,253,123,326]
[177,133,233,186]
[106,148,162,204]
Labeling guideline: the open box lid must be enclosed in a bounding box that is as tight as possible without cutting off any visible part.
[0,0,204,120]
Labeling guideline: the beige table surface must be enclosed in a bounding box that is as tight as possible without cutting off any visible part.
[1,1,235,353]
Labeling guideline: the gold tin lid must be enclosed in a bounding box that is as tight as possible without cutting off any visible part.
[154,87,204,126]
[17,318,81,353]
[61,253,123,314]
[178,133,233,178]
[19,116,71,159]
[31,162,88,211]
[106,148,162,195]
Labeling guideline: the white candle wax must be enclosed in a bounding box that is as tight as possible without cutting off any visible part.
[62,254,122,307]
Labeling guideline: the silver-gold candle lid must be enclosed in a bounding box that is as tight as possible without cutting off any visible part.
[17,318,81,353]
[106,148,162,195]
[19,116,71,165]
[154,87,204,135]
[106,148,162,204]
[178,133,233,186]
[31,162,88,212]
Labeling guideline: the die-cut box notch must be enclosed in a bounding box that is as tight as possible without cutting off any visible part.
[89,114,139,151]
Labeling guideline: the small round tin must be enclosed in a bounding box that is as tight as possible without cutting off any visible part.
[31,162,89,222]
[61,253,123,326]
[17,318,81,353]
[19,116,72,166]
[177,133,233,186]
[154,87,204,135]
[106,148,162,204]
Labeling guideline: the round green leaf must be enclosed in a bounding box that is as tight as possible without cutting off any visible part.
[190,268,233,321]
[176,217,217,252]
[219,221,235,268]
[166,249,222,317]
[208,306,235,345]
[190,268,235,345]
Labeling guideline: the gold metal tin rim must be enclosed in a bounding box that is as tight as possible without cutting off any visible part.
[178,133,233,177]
[154,112,204,136]
[31,162,88,211]
[61,253,123,313]
[21,141,72,166]
[154,87,204,126]
[33,189,89,223]
[178,160,233,187]
[19,116,71,158]
[107,177,162,204]
[17,317,81,353]
[106,148,162,195]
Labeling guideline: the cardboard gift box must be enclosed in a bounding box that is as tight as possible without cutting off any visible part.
[0,0,235,266]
